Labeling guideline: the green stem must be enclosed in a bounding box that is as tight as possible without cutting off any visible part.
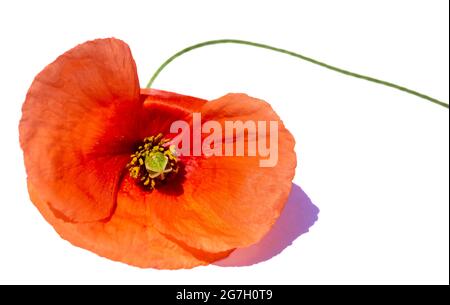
[146,39,448,109]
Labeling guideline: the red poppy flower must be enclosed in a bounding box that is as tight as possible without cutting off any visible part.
[19,38,296,269]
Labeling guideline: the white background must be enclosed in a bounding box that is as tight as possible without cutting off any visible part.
[0,0,448,284]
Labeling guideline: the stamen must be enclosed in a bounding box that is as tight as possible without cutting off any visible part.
[126,133,179,190]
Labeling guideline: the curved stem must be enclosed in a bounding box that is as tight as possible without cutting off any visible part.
[146,39,448,109]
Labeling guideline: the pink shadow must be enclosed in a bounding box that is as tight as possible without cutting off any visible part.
[215,183,319,267]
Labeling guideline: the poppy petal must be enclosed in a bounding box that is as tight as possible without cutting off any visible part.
[141,88,207,112]
[27,180,231,269]
[19,38,141,222]
[120,93,296,253]
[135,89,207,141]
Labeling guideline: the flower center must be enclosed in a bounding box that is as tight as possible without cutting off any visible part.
[126,133,179,189]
